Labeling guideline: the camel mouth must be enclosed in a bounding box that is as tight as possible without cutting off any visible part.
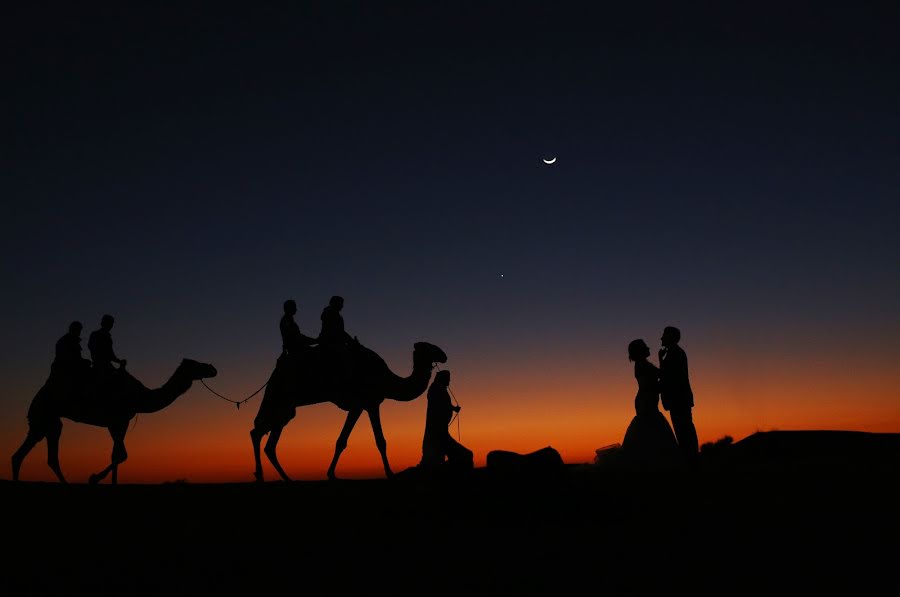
[415,342,447,364]
[204,365,218,378]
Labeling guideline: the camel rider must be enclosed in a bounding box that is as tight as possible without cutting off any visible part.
[317,295,356,383]
[280,299,317,357]
[52,320,91,377]
[88,314,126,378]
[317,295,354,350]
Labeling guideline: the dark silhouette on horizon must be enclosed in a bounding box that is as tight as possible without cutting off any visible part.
[12,329,217,483]
[485,445,565,479]
[250,329,447,481]
[659,326,699,467]
[418,369,474,475]
[621,339,681,469]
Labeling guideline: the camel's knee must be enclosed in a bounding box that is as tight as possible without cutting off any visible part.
[112,445,128,464]
[250,428,266,443]
[335,437,348,453]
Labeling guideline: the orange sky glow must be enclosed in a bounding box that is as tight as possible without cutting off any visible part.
[5,349,899,483]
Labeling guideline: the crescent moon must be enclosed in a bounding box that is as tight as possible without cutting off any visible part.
[542,157,557,164]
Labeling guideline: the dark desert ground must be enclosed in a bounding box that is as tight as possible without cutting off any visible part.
[3,430,898,596]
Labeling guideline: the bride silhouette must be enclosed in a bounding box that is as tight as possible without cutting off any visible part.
[621,339,681,470]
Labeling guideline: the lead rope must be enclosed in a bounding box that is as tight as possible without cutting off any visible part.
[200,376,269,410]
[434,364,462,441]
[448,386,462,441]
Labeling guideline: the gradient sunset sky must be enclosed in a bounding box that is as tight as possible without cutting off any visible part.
[4,2,898,483]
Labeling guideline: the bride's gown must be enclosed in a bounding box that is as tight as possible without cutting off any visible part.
[622,360,680,468]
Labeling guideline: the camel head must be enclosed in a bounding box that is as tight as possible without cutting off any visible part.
[413,342,447,370]
[178,359,218,380]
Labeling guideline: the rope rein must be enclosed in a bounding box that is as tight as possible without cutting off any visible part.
[200,377,268,410]
[448,387,462,441]
[435,363,462,441]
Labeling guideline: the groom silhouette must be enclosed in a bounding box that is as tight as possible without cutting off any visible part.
[658,326,699,467]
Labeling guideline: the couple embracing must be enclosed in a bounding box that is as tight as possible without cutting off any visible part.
[622,326,699,469]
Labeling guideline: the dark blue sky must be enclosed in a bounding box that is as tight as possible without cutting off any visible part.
[3,2,898,422]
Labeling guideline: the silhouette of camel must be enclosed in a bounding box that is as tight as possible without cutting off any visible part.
[250,341,447,482]
[11,359,218,484]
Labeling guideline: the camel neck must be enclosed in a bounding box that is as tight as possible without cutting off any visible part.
[135,367,192,414]
[385,361,433,401]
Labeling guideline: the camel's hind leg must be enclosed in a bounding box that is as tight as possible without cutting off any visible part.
[366,407,394,479]
[45,418,67,484]
[11,425,46,482]
[89,463,114,485]
[263,425,292,482]
[89,424,128,485]
[327,408,363,481]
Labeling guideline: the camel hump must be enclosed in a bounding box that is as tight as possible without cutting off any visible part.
[28,368,138,423]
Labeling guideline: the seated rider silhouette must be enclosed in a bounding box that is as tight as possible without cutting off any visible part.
[277,299,317,390]
[52,321,92,380]
[88,314,127,395]
[280,299,317,359]
[317,296,356,386]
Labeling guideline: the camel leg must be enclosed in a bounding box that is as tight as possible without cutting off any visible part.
[90,425,128,485]
[327,408,362,481]
[90,463,115,485]
[11,426,45,482]
[366,407,394,479]
[250,426,267,482]
[109,425,128,486]
[263,426,292,482]
[45,419,67,484]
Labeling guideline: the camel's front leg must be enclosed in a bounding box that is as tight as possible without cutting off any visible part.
[327,408,362,480]
[263,425,292,482]
[366,407,393,479]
